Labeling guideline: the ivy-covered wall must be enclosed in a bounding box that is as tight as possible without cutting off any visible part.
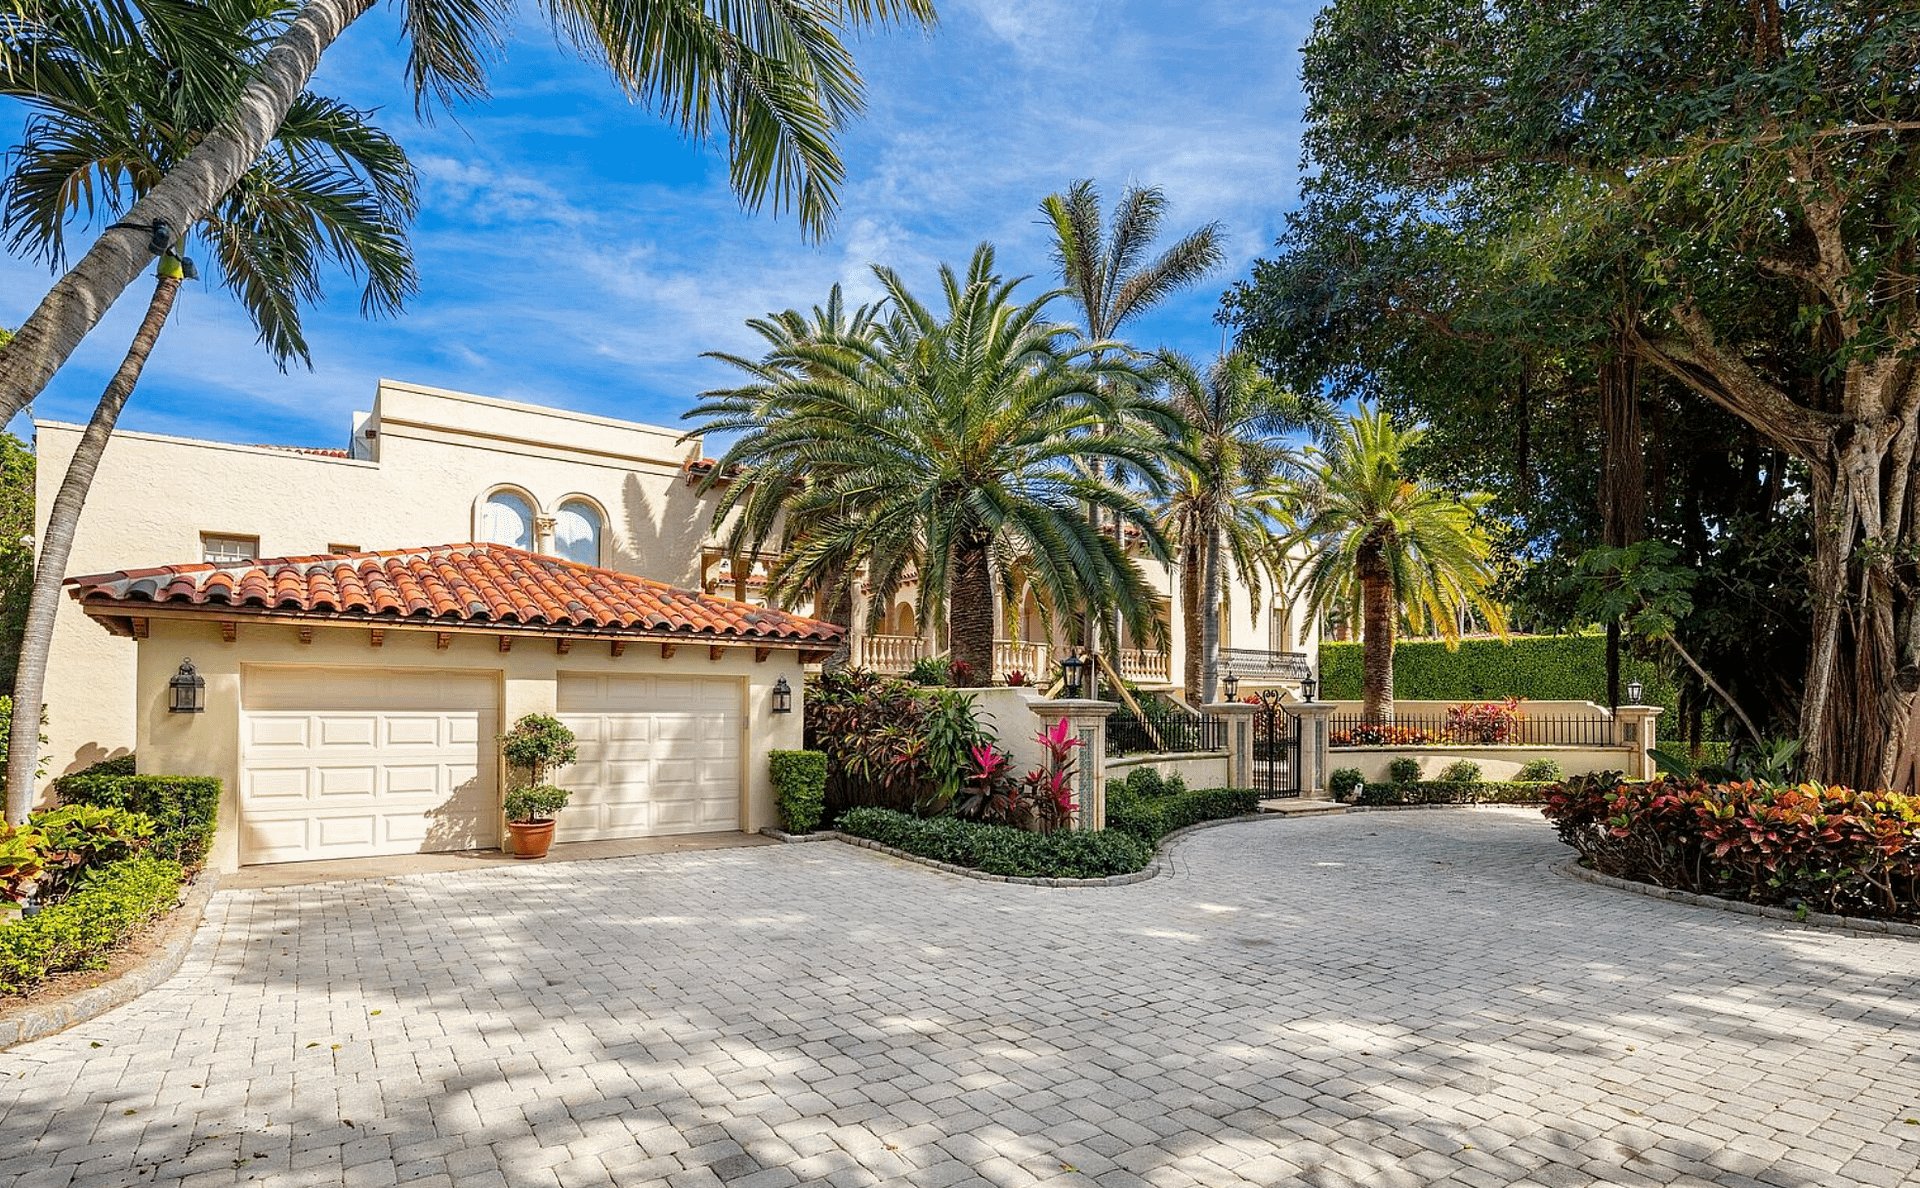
[1317,634,1676,716]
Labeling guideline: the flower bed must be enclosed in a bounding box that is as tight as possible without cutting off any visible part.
[1542,773,1920,921]
[837,808,1150,879]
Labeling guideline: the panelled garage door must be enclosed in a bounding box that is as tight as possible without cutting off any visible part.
[240,667,498,865]
[556,673,741,842]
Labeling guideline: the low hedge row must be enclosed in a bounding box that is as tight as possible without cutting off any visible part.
[837,808,1151,879]
[1107,785,1261,844]
[0,856,185,995]
[1543,773,1920,921]
[55,774,220,869]
[1345,781,1553,807]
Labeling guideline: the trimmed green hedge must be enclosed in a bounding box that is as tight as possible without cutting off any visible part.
[54,774,220,869]
[1347,780,1552,806]
[769,750,829,834]
[1317,634,1675,717]
[0,856,184,995]
[837,808,1151,878]
[1107,785,1261,845]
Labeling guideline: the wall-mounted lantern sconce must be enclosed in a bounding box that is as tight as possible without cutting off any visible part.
[771,675,793,714]
[169,658,205,714]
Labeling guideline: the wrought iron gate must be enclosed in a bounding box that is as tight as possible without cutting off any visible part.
[1257,699,1303,798]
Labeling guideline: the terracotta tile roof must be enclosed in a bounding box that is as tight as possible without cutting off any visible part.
[66,543,843,644]
[249,443,352,458]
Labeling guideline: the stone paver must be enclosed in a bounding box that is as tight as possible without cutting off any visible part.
[3,807,1918,1187]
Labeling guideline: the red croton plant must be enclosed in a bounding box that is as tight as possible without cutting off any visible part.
[1543,772,1920,921]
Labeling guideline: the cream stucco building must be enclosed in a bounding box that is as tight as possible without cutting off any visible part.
[35,378,1317,869]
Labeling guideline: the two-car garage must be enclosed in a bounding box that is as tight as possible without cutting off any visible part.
[237,665,746,866]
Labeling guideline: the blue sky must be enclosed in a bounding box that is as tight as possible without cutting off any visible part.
[2,1,1317,452]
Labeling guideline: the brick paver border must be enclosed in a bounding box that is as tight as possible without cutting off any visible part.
[1551,855,1920,939]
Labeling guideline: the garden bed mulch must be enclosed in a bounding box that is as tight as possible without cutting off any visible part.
[1549,858,1920,939]
[0,872,219,1050]
[762,811,1285,887]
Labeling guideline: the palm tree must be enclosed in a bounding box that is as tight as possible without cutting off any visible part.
[1041,179,1223,696]
[1,0,418,818]
[1154,351,1329,704]
[1278,406,1507,720]
[0,0,937,430]
[686,244,1177,686]
[689,283,885,666]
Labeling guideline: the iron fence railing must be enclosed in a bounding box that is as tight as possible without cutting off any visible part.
[1326,711,1617,749]
[1106,709,1227,757]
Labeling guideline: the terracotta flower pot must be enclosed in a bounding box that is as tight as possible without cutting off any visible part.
[507,819,556,859]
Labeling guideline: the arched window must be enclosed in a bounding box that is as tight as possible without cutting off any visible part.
[553,500,603,566]
[481,490,534,549]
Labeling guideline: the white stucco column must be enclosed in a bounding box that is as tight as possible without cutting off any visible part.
[1205,702,1260,789]
[1290,701,1339,799]
[1030,698,1117,830]
[1614,704,1663,780]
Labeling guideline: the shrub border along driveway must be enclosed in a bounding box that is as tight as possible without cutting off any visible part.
[0,872,219,1051]
[1552,856,1920,940]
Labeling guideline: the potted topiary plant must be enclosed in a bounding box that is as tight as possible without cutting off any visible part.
[499,713,579,859]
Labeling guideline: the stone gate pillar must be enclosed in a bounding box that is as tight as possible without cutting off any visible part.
[1030,699,1118,830]
[1290,702,1339,799]
[1614,704,1663,780]
[1205,702,1260,789]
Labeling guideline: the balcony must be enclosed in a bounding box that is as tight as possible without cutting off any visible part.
[1117,648,1171,684]
[1219,648,1310,683]
[850,635,1054,681]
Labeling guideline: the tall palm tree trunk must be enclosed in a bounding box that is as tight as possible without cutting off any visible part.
[1358,543,1396,722]
[1198,523,1223,704]
[1179,529,1202,698]
[948,538,995,688]
[5,276,180,821]
[0,0,368,424]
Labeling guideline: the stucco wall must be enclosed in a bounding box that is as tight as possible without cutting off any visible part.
[35,379,727,796]
[133,615,805,872]
[1325,747,1634,782]
[1106,751,1231,789]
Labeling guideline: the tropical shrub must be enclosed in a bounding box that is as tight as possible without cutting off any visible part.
[1438,759,1483,783]
[1328,767,1365,803]
[1122,766,1167,798]
[1004,669,1029,687]
[56,774,220,869]
[1026,718,1081,833]
[904,656,951,686]
[1388,757,1421,785]
[1541,773,1920,920]
[1517,757,1563,782]
[837,807,1150,879]
[1106,785,1261,844]
[0,823,45,903]
[805,668,989,818]
[1444,699,1523,745]
[0,856,184,995]
[31,805,152,902]
[769,750,829,834]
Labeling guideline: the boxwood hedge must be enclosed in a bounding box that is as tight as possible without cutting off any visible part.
[0,856,185,995]
[769,750,829,834]
[1317,634,1675,717]
[1106,784,1261,844]
[1348,780,1552,806]
[54,774,220,869]
[837,808,1150,879]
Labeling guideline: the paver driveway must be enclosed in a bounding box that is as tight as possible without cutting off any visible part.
[3,807,1918,1188]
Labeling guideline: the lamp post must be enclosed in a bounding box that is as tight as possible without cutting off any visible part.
[1060,653,1083,698]
[1624,678,1644,705]
[1300,670,1318,703]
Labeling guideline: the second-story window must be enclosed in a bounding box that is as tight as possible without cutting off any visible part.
[202,533,259,564]
[481,491,534,550]
[553,500,602,566]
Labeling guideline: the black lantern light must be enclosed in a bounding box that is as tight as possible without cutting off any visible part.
[1221,670,1240,701]
[1624,678,1644,705]
[1060,653,1083,698]
[168,658,205,714]
[771,675,793,714]
[1300,670,1318,703]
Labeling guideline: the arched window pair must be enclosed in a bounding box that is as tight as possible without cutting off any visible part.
[479,489,604,566]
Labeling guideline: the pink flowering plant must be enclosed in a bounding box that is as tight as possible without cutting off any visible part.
[955,741,1030,828]
[1022,718,1082,833]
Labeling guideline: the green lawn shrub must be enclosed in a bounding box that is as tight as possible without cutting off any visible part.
[0,856,185,994]
[1122,767,1167,798]
[837,808,1150,879]
[769,750,829,833]
[1328,767,1365,803]
[1517,757,1563,782]
[55,774,220,869]
[1387,757,1422,785]
[1438,759,1483,783]
[1353,781,1552,806]
[1106,785,1261,844]
[1542,773,1920,921]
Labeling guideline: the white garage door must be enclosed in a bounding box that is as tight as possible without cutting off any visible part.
[556,673,741,841]
[241,667,498,865]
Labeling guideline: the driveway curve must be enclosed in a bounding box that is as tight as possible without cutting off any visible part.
[2,807,1917,1188]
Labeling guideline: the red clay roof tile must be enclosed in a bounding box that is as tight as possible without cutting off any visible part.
[66,543,842,644]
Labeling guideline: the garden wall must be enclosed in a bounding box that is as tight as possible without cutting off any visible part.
[968,687,1050,775]
[1106,751,1230,788]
